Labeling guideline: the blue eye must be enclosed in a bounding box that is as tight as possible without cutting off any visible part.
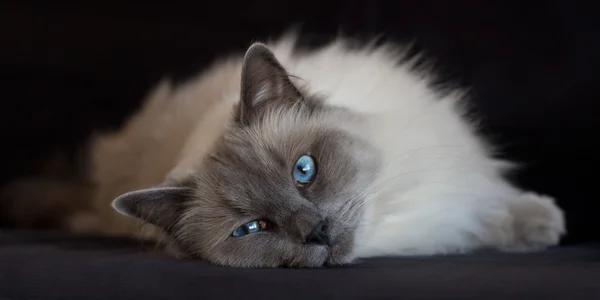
[293,154,317,184]
[232,220,268,237]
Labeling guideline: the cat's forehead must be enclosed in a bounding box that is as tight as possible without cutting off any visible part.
[205,120,368,191]
[224,122,340,167]
[225,101,327,152]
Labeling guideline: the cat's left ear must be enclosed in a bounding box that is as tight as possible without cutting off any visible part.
[111,187,193,232]
[239,42,302,123]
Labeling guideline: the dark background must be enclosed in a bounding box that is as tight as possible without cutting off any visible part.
[0,0,598,243]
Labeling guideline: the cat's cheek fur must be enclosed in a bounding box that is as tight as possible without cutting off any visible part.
[325,232,360,266]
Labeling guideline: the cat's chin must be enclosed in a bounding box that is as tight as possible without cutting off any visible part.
[323,245,357,267]
[269,245,356,268]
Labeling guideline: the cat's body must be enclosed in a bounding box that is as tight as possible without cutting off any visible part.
[3,35,565,267]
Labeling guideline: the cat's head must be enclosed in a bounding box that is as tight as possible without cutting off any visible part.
[112,42,381,267]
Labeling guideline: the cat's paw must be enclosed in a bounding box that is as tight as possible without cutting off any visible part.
[503,192,566,252]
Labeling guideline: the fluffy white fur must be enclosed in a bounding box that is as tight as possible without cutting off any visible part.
[154,35,566,258]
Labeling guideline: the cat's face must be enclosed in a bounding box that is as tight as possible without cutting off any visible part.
[112,43,380,267]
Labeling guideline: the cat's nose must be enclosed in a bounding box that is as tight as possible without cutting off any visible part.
[305,221,330,245]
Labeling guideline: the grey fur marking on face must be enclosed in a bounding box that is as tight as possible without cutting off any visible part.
[111,42,382,267]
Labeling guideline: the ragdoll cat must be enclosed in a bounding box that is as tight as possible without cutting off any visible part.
[3,34,565,267]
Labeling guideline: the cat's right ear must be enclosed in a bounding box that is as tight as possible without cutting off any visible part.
[238,42,302,124]
[111,187,193,232]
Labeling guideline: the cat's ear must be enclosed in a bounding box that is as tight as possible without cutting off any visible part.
[239,42,302,123]
[111,187,192,232]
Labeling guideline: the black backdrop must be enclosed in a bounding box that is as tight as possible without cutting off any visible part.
[0,0,598,243]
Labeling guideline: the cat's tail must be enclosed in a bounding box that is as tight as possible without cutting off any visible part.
[0,150,93,229]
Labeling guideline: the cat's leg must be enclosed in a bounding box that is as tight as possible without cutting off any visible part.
[356,187,565,258]
[440,190,566,253]
[498,192,565,252]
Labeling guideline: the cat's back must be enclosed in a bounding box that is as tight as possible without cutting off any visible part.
[271,37,441,114]
[90,58,243,200]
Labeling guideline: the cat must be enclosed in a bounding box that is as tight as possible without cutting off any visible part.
[2,33,566,267]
